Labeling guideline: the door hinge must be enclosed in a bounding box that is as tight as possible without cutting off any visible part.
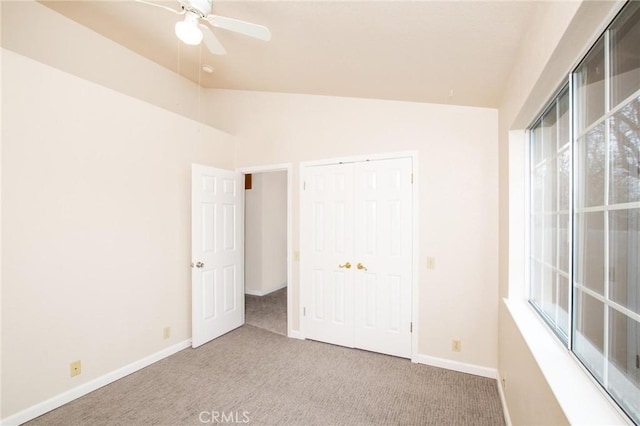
[636,354,639,369]
[303,181,306,191]
[411,173,414,184]
[410,322,413,333]
[303,307,306,316]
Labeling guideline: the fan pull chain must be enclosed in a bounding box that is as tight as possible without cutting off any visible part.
[197,42,202,129]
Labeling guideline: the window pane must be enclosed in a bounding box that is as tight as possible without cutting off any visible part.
[530,87,571,342]
[575,212,605,295]
[532,214,543,259]
[532,121,543,166]
[610,1,640,108]
[576,123,606,208]
[574,290,605,381]
[609,96,640,204]
[574,38,605,134]
[558,214,570,273]
[544,214,557,266]
[608,309,640,421]
[558,275,570,336]
[532,167,544,214]
[541,266,556,318]
[544,159,557,213]
[543,103,558,159]
[558,88,570,148]
[558,148,571,211]
[609,209,640,315]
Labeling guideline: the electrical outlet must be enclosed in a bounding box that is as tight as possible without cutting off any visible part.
[163,326,171,340]
[426,257,435,270]
[452,339,462,352]
[70,360,81,377]
[501,376,507,390]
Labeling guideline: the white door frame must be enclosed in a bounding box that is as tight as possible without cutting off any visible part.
[236,163,296,339]
[299,151,420,361]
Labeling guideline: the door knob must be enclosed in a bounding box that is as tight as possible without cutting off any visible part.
[357,262,368,271]
[195,261,205,268]
[339,262,352,269]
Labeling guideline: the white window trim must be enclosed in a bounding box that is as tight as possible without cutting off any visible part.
[507,130,631,425]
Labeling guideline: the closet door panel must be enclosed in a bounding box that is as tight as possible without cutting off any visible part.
[302,163,355,347]
[353,158,413,358]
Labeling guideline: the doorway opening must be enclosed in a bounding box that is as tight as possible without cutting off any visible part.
[238,164,293,337]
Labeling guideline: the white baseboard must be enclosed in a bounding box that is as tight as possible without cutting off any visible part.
[1,340,191,426]
[413,353,497,379]
[496,371,513,426]
[245,283,287,297]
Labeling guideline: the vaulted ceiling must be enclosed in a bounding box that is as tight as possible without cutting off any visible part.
[40,0,537,108]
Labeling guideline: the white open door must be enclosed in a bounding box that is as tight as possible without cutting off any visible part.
[191,164,244,348]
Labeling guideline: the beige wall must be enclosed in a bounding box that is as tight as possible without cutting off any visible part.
[260,172,288,293]
[0,48,234,417]
[499,304,568,425]
[208,89,499,367]
[497,1,624,424]
[245,172,288,294]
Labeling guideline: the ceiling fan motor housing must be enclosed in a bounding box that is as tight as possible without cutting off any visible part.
[183,0,213,17]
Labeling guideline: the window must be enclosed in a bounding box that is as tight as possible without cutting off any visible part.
[530,86,571,343]
[529,2,640,422]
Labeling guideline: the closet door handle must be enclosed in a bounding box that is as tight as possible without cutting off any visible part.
[339,262,352,269]
[357,262,367,271]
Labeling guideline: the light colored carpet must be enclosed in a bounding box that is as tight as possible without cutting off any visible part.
[27,325,505,426]
[245,287,287,336]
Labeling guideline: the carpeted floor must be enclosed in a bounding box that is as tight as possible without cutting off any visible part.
[245,287,287,336]
[27,324,505,426]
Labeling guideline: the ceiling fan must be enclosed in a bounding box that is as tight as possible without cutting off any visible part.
[135,0,271,55]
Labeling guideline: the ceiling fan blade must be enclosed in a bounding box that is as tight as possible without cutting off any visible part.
[134,0,185,15]
[200,24,227,55]
[205,15,271,41]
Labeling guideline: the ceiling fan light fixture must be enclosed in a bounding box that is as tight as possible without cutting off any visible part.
[175,13,203,46]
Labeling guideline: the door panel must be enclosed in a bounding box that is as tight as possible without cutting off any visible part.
[353,158,413,358]
[192,164,244,348]
[303,164,355,347]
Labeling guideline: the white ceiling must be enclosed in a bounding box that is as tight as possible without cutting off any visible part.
[40,0,538,108]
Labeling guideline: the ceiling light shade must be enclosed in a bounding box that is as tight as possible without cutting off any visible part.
[175,13,203,46]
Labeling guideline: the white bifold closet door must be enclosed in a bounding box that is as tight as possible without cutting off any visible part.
[302,157,413,358]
